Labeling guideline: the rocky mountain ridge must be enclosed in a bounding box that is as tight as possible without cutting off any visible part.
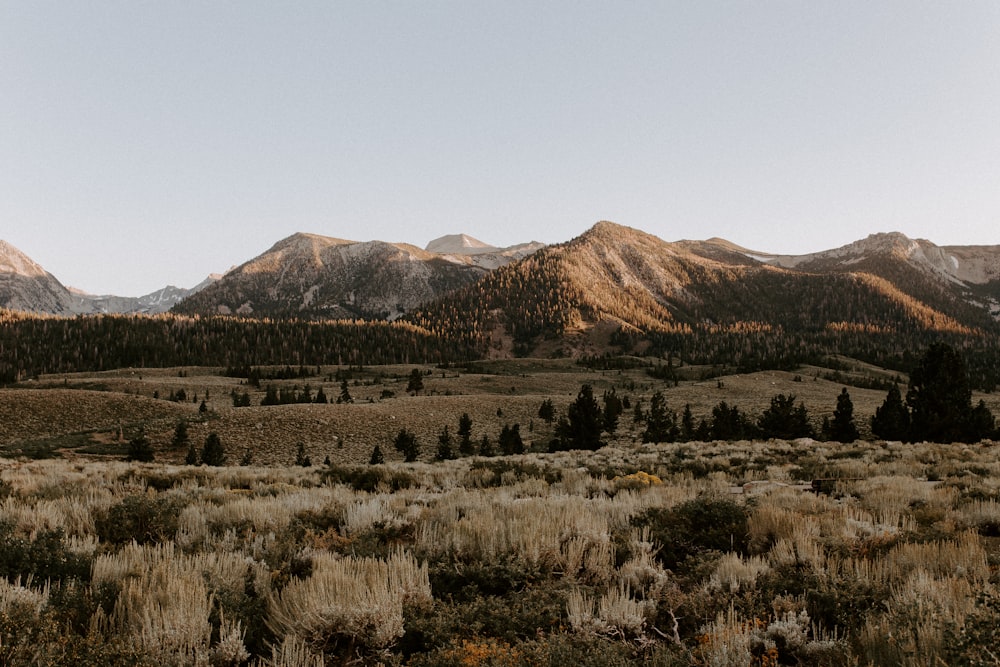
[172,232,544,319]
[3,226,1000,329]
[0,240,218,315]
[412,222,1000,362]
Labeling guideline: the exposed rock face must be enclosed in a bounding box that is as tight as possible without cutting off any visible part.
[0,240,217,315]
[173,232,543,319]
[413,221,1000,358]
[0,240,78,315]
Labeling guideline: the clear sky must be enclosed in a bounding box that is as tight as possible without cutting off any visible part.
[2,2,999,296]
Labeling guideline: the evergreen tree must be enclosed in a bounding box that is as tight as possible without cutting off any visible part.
[458,412,474,456]
[499,423,525,455]
[757,394,814,440]
[680,404,696,442]
[436,426,455,461]
[406,368,424,395]
[552,384,603,451]
[826,388,860,443]
[369,445,385,465]
[239,448,253,466]
[602,389,623,434]
[198,399,208,414]
[393,428,419,462]
[337,379,353,404]
[201,432,226,466]
[185,442,199,465]
[632,400,644,424]
[907,342,984,443]
[172,420,189,450]
[261,385,279,406]
[871,383,910,441]
[314,387,329,404]
[126,430,154,462]
[479,434,496,457]
[538,398,555,424]
[971,400,997,442]
[642,391,678,443]
[711,402,758,440]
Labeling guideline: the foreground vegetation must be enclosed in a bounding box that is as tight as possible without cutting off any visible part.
[2,436,1000,666]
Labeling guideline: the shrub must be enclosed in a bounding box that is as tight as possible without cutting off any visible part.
[632,496,749,571]
[0,524,93,584]
[94,494,186,546]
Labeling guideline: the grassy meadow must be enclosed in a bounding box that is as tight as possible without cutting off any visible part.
[1,358,999,665]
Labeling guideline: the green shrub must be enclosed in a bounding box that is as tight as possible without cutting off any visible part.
[322,464,416,492]
[0,523,92,584]
[632,496,749,571]
[94,493,187,545]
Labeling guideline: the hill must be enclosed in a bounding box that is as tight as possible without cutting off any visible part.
[0,240,217,315]
[173,232,542,319]
[412,222,1000,386]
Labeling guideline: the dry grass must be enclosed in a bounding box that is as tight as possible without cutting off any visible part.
[10,361,1000,468]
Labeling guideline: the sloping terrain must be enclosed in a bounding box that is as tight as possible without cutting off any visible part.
[0,240,80,315]
[0,240,216,315]
[173,232,542,319]
[412,222,1000,383]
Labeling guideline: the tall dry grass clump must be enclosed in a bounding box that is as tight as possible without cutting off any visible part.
[267,550,431,655]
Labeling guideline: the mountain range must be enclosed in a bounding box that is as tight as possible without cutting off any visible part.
[3,224,1000,347]
[0,239,220,316]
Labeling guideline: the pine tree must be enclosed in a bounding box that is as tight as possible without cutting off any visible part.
[406,368,424,395]
[642,391,678,443]
[172,420,189,449]
[314,387,329,404]
[826,388,860,443]
[602,389,623,434]
[538,399,555,423]
[337,379,352,404]
[871,383,910,441]
[499,423,525,455]
[971,400,997,442]
[907,342,985,443]
[680,404,696,442]
[201,432,226,466]
[479,434,496,457]
[757,394,814,440]
[458,413,474,456]
[126,430,154,462]
[711,402,757,440]
[261,385,279,406]
[393,428,419,462]
[552,384,603,451]
[369,445,385,465]
[436,426,455,461]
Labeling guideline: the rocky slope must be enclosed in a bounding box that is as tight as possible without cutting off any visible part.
[0,240,217,315]
[173,232,543,319]
[413,222,1000,359]
[0,240,81,315]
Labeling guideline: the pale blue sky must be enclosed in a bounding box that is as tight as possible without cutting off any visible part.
[2,2,999,295]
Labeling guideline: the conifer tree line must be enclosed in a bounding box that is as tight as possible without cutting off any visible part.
[546,344,997,449]
[871,342,997,443]
[0,311,470,382]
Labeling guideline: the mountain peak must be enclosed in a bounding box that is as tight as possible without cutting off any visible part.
[425,234,496,255]
[0,240,50,279]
